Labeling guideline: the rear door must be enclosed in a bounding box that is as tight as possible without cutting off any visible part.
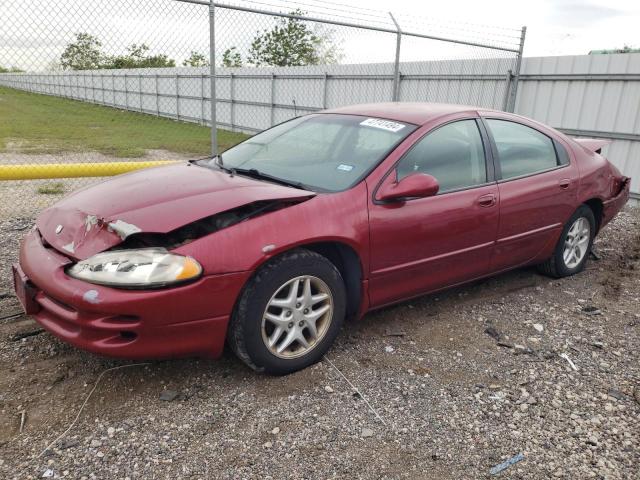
[367,118,500,307]
[482,116,579,272]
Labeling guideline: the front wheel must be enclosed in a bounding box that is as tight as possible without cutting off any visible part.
[538,205,596,278]
[227,249,346,375]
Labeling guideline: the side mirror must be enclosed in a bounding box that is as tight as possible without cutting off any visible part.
[377,173,439,202]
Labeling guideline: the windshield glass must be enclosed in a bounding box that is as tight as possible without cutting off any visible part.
[209,114,416,192]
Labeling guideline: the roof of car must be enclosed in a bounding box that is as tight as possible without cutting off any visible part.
[323,102,499,126]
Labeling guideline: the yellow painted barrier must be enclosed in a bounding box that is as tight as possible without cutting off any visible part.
[0,161,179,180]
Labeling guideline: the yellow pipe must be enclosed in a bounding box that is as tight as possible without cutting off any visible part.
[0,161,179,180]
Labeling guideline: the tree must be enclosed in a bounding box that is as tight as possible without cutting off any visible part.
[104,44,175,69]
[60,33,103,70]
[222,47,242,68]
[183,51,210,67]
[247,10,341,67]
[0,65,23,73]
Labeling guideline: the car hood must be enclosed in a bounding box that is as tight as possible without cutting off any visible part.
[37,162,315,260]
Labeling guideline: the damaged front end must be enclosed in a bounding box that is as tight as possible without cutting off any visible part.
[116,200,295,250]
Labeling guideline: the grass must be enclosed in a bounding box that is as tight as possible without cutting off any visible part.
[36,182,65,195]
[0,86,248,157]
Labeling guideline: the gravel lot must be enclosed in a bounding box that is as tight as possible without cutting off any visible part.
[0,205,638,479]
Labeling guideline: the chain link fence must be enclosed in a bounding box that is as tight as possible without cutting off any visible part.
[0,0,525,219]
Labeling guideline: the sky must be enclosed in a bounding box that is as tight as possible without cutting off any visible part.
[359,0,640,56]
[1,0,639,71]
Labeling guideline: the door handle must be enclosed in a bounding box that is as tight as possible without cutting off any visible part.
[477,193,497,207]
[559,179,571,189]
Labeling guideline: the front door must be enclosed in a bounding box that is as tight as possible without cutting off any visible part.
[367,118,500,307]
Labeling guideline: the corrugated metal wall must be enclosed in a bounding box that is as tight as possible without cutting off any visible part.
[515,53,640,197]
[1,53,638,197]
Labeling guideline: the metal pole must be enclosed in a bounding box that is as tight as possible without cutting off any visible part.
[201,74,205,125]
[155,74,160,116]
[389,12,402,102]
[230,72,235,131]
[322,72,328,109]
[508,26,527,113]
[501,69,513,112]
[209,0,218,155]
[138,74,143,113]
[176,73,180,121]
[270,72,275,126]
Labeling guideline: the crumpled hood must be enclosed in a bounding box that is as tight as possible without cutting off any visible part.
[37,162,315,260]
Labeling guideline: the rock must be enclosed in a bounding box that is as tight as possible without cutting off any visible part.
[484,326,501,340]
[532,323,544,333]
[608,389,625,401]
[263,441,273,448]
[361,428,374,438]
[591,341,604,349]
[159,390,178,402]
[107,427,115,437]
[582,306,602,316]
[96,451,104,458]
[271,427,280,435]
[384,345,395,353]
[324,385,334,393]
[90,439,102,448]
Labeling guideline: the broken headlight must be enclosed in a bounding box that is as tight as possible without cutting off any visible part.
[67,248,202,288]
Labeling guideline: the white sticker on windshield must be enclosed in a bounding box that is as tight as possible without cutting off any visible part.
[337,164,354,172]
[360,118,406,133]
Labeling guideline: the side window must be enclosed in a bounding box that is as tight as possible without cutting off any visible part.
[486,119,560,180]
[396,120,487,193]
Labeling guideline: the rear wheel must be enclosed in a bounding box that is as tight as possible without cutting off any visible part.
[538,205,595,278]
[228,249,346,375]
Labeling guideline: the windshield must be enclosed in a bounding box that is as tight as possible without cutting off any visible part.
[208,114,416,192]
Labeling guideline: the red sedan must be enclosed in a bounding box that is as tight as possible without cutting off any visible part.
[13,103,630,374]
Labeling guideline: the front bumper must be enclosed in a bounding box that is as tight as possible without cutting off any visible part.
[14,228,251,359]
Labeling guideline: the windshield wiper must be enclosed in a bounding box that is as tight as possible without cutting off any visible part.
[232,167,308,190]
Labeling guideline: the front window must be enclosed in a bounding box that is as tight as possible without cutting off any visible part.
[396,119,487,193]
[210,114,416,192]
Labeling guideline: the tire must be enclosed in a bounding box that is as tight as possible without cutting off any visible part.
[227,248,346,375]
[537,205,596,278]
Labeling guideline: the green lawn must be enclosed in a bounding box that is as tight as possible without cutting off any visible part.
[0,86,248,157]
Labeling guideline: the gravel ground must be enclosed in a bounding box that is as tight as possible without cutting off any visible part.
[0,206,638,480]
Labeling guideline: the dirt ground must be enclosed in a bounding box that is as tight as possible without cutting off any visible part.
[0,205,638,479]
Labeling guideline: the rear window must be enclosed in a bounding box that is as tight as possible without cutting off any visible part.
[487,119,560,180]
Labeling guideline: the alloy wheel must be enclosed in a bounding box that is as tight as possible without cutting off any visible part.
[563,217,591,269]
[261,275,334,359]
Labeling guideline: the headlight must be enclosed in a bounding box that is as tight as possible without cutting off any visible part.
[67,248,202,288]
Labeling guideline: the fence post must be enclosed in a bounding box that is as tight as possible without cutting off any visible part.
[201,74,205,125]
[176,73,180,121]
[138,74,143,113]
[322,72,328,109]
[230,72,235,131]
[124,73,128,110]
[209,0,218,155]
[507,26,527,113]
[389,12,402,102]
[155,74,160,116]
[501,69,513,112]
[270,72,276,126]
